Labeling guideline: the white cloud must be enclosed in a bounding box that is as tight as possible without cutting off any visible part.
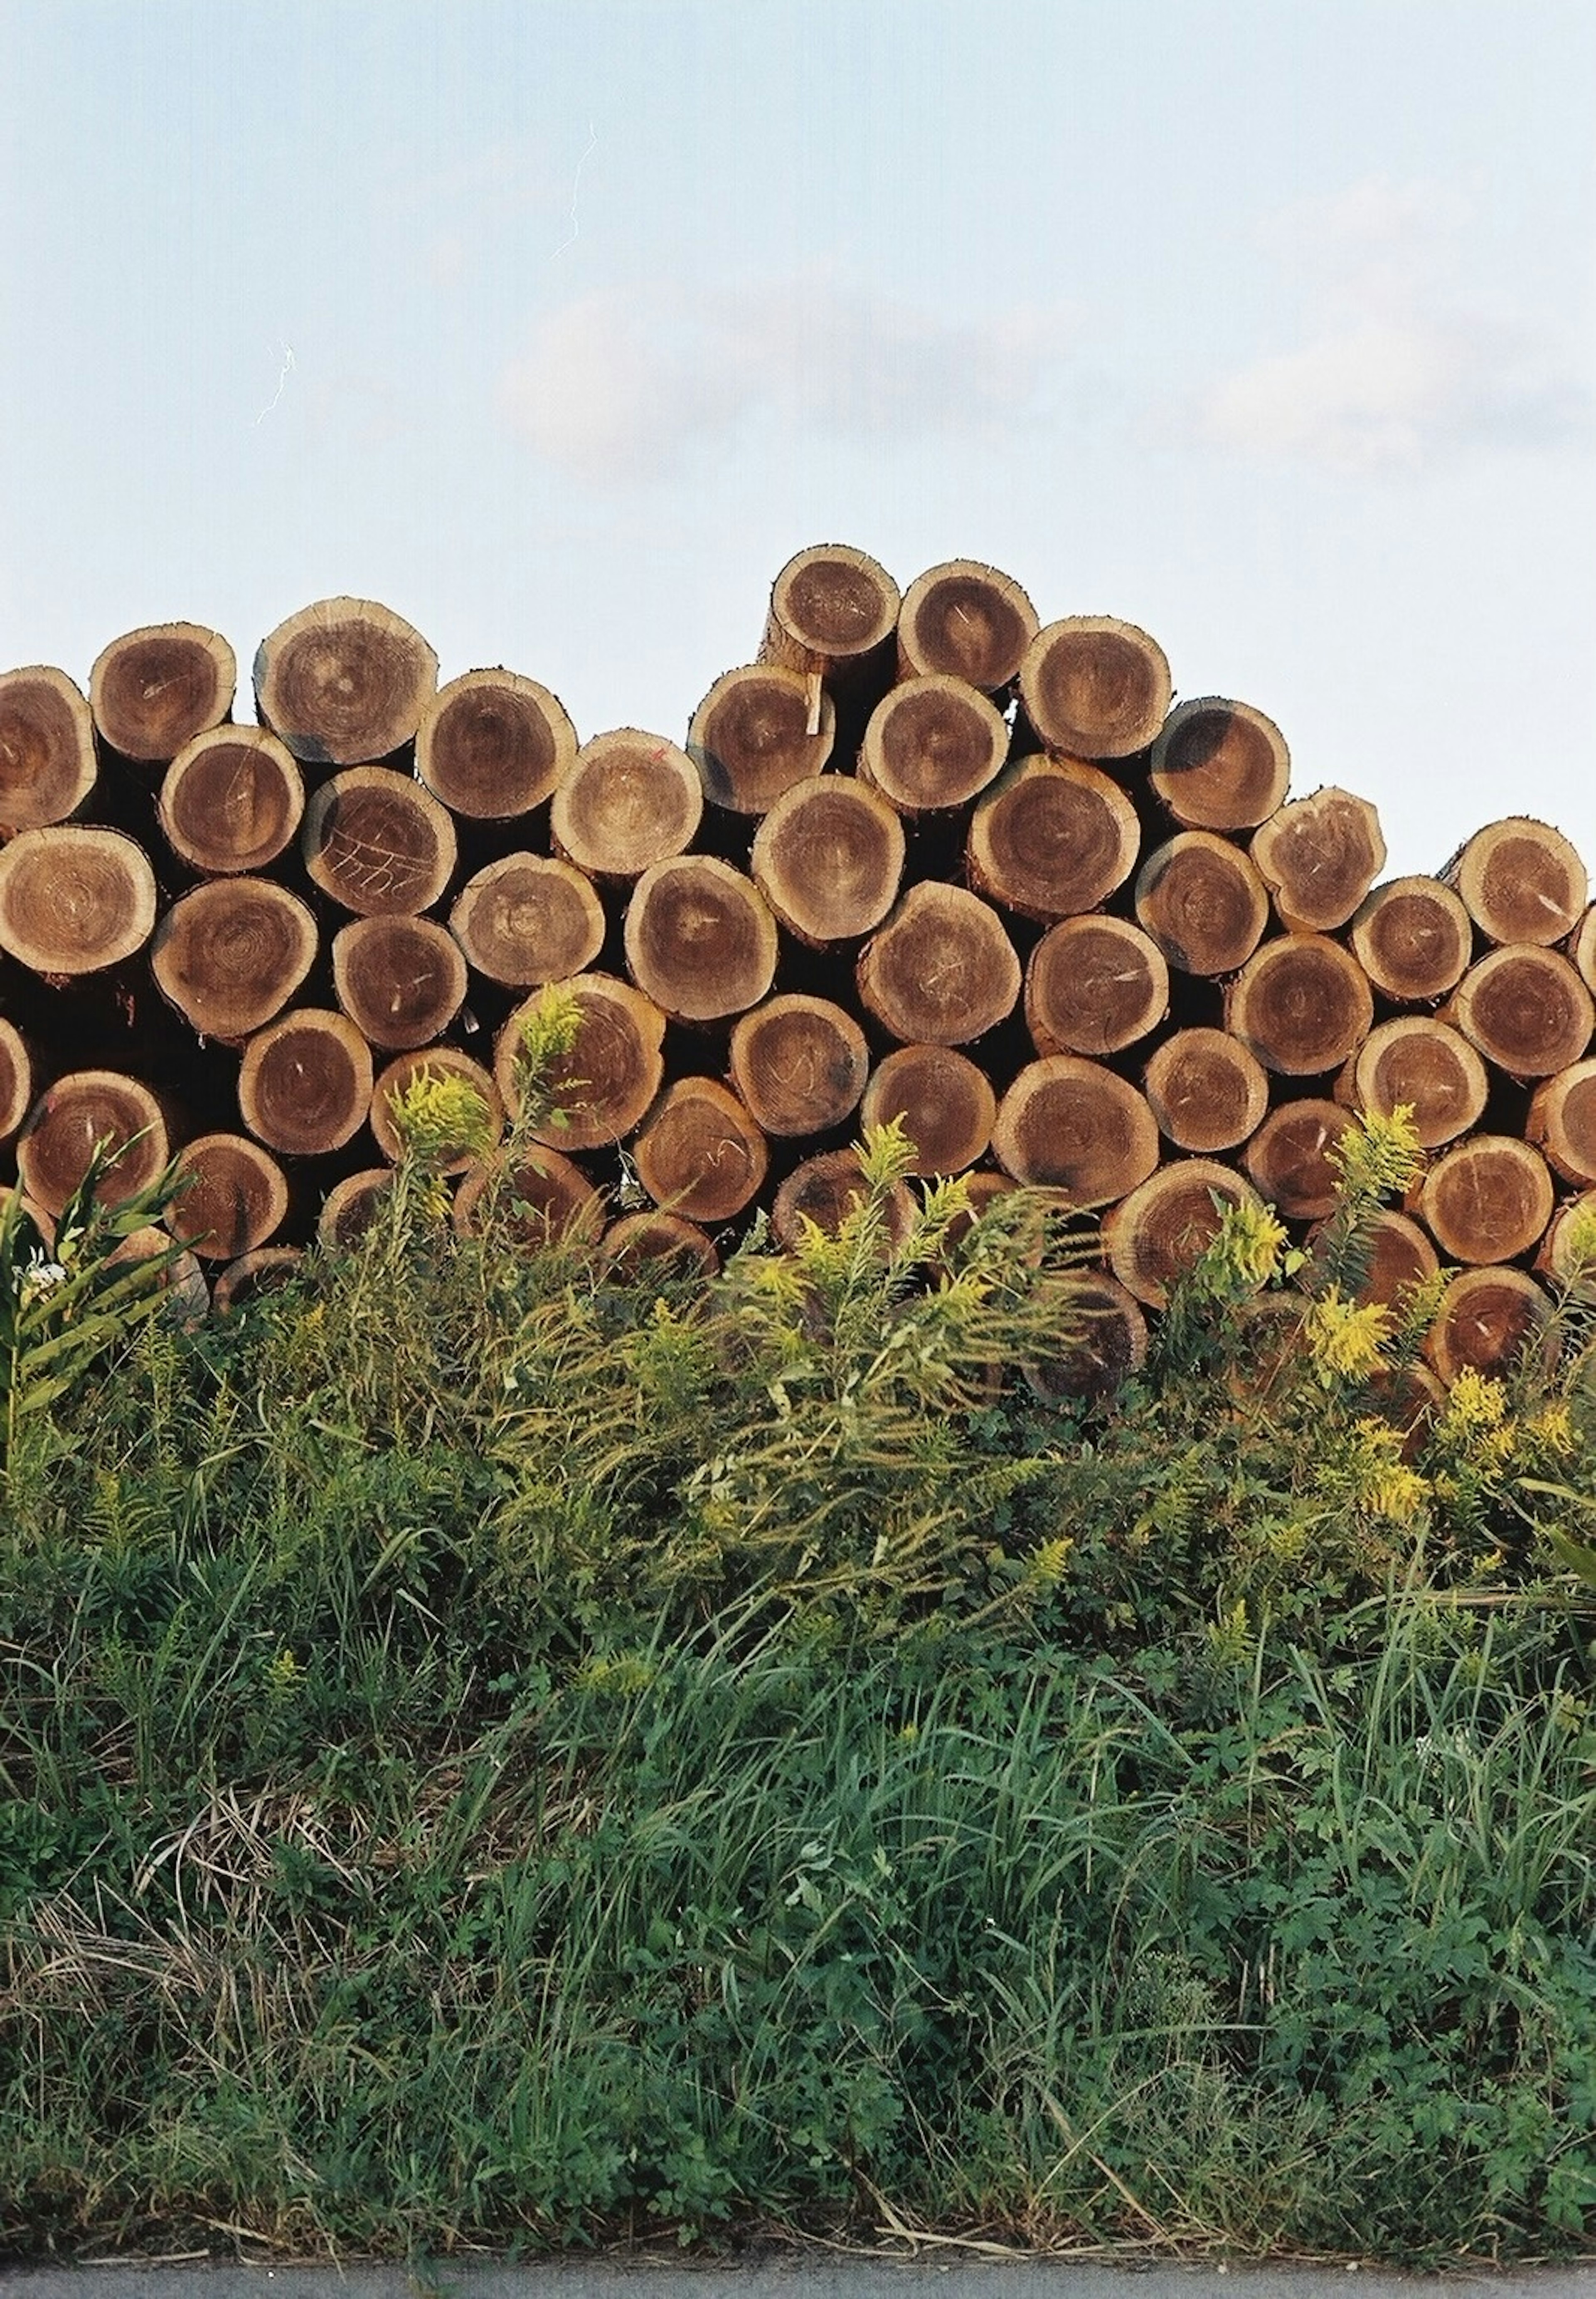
[498,276,1071,483]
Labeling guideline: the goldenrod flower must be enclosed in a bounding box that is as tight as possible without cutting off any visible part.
[1305,1289,1392,1379]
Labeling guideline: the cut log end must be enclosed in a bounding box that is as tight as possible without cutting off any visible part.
[1025,1273,1149,1400]
[1527,1060,1596,1185]
[1017,616,1171,761]
[450,854,605,989]
[633,1079,768,1224]
[761,545,900,676]
[253,595,438,766]
[968,756,1140,921]
[1448,947,1596,1079]
[1351,1016,1488,1149]
[0,827,158,976]
[1426,1267,1549,1384]
[1150,697,1290,832]
[17,1072,170,1218]
[625,856,778,1023]
[897,560,1038,690]
[1227,935,1374,1077]
[453,1148,602,1249]
[318,1168,397,1253]
[1104,1162,1261,1308]
[1250,787,1386,932]
[602,1211,721,1281]
[770,1147,914,1251]
[1308,1208,1440,1311]
[1142,1029,1269,1154]
[167,1133,290,1261]
[751,776,905,944]
[89,622,235,761]
[416,668,577,819]
[495,974,666,1151]
[238,1010,375,1158]
[551,729,704,879]
[152,878,318,1040]
[1419,1135,1554,1265]
[1447,818,1588,947]
[858,884,1020,1047]
[1349,877,1473,1003]
[0,667,97,829]
[1134,833,1269,977]
[158,727,305,875]
[0,1022,33,1142]
[302,766,457,917]
[332,914,468,1050]
[1025,917,1168,1059]
[688,665,835,814]
[992,1058,1160,1205]
[212,1247,304,1315]
[728,995,869,1138]
[860,1044,997,1175]
[369,1048,505,1171]
[1242,1099,1357,1220]
[859,675,1007,814]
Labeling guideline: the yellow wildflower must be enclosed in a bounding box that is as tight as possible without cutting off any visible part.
[1439,1366,1508,1439]
[1305,1289,1392,1379]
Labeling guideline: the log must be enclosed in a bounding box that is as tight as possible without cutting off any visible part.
[1571,906,1596,997]
[449,854,606,989]
[1443,817,1587,948]
[332,914,468,1050]
[967,755,1140,921]
[857,884,1020,1046]
[896,559,1037,691]
[688,664,835,813]
[1025,917,1169,1058]
[990,1058,1160,1205]
[1103,1161,1261,1309]
[1149,697,1290,832]
[415,668,576,819]
[727,995,869,1137]
[1226,934,1374,1076]
[238,1010,374,1158]
[158,727,305,875]
[859,1044,997,1175]
[0,667,97,829]
[453,1147,601,1246]
[1241,1099,1356,1220]
[1527,1059,1596,1185]
[1348,876,1473,1003]
[750,776,904,944]
[318,1168,395,1252]
[1016,616,1171,761]
[771,1147,914,1249]
[1426,1267,1548,1384]
[253,596,438,766]
[1447,947,1595,1079]
[551,729,703,879]
[858,675,1007,813]
[1141,1028,1268,1154]
[1024,1273,1149,1400]
[1249,786,1386,932]
[760,544,900,680]
[495,973,666,1151]
[633,1078,768,1223]
[624,856,778,1023]
[1133,833,1269,976]
[369,1047,505,1171]
[167,1132,290,1261]
[0,826,157,975]
[1305,1208,1439,1310]
[151,878,317,1040]
[601,1210,721,1280]
[301,766,457,917]
[89,623,234,762]
[1348,1017,1488,1149]
[1418,1135,1554,1265]
[0,1021,32,1142]
[212,1246,303,1314]
[17,1072,170,1218]
[1538,1193,1596,1284]
[108,1226,209,1323]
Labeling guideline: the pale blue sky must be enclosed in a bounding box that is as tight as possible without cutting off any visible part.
[2,0,1593,872]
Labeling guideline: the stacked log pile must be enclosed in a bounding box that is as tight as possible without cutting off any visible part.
[2,549,1594,1389]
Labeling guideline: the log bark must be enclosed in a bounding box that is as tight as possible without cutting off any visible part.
[633,1079,768,1223]
[771,1147,914,1249]
[728,995,869,1137]
[750,776,904,944]
[1527,1059,1596,1185]
[238,1009,374,1158]
[896,560,1038,691]
[1103,1162,1261,1308]
[991,1057,1160,1205]
[624,856,778,1023]
[158,727,305,875]
[1418,1135,1554,1265]
[332,914,468,1050]
[1141,1028,1268,1154]
[253,596,438,766]
[1025,917,1168,1058]
[318,1168,395,1251]
[860,1044,997,1175]
[967,755,1140,921]
[167,1132,290,1261]
[17,1072,170,1218]
[449,854,605,989]
[1426,1267,1549,1384]
[1249,786,1386,932]
[1443,817,1587,947]
[1447,947,1596,1079]
[1017,616,1171,761]
[601,1210,721,1280]
[1226,934,1374,1076]
[858,675,1007,814]
[89,623,234,762]
[1241,1099,1356,1220]
[857,884,1020,1046]
[0,667,97,829]
[1150,697,1290,832]
[551,730,704,879]
[495,973,666,1151]
[453,1147,601,1246]
[416,668,576,819]
[151,878,317,1040]
[0,826,157,975]
[1348,876,1473,1003]
[1133,833,1269,976]
[0,1022,32,1143]
[212,1246,303,1314]
[1349,1016,1488,1149]
[760,544,900,680]
[369,1047,505,1171]
[301,766,457,917]
[688,665,835,813]
[1025,1272,1149,1400]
